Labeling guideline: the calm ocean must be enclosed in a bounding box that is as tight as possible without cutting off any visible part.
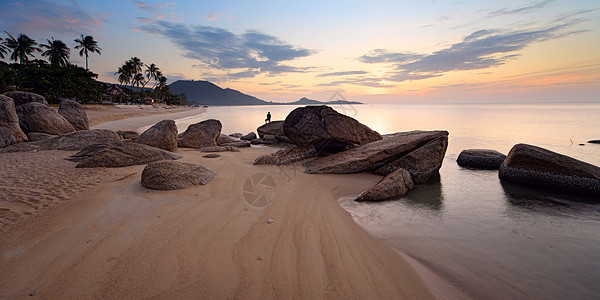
[157,102,600,299]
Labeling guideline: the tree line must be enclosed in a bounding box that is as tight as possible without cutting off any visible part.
[0,32,187,105]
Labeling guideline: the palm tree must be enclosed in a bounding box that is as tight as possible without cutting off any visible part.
[145,63,160,88]
[3,32,40,64]
[74,35,101,70]
[0,37,8,59]
[40,38,70,67]
[133,73,145,94]
[129,57,143,74]
[155,75,168,102]
[115,61,134,103]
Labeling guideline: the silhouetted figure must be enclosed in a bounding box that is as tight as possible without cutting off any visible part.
[265,112,271,123]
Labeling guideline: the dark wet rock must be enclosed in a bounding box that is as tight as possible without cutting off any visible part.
[203,153,221,158]
[197,146,240,152]
[67,142,182,168]
[117,130,139,140]
[1,129,121,153]
[16,102,75,135]
[257,121,284,138]
[457,149,506,170]
[218,134,236,145]
[177,119,221,148]
[229,133,244,138]
[356,168,414,201]
[304,130,448,178]
[27,132,56,142]
[588,140,600,144]
[251,137,278,145]
[58,100,89,130]
[221,141,251,148]
[499,143,600,198]
[240,132,257,141]
[134,120,178,152]
[254,145,317,165]
[283,105,382,153]
[141,160,215,190]
[373,135,448,184]
[275,135,293,144]
[3,91,48,106]
[0,94,28,148]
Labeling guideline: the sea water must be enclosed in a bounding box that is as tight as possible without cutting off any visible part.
[164,103,600,299]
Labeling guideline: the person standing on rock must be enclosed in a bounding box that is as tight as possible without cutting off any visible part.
[265,112,271,123]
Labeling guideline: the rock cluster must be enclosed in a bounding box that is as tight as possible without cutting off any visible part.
[499,144,600,197]
[16,102,75,135]
[457,149,506,170]
[141,160,215,190]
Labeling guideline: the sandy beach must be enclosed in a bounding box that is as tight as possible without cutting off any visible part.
[0,107,434,299]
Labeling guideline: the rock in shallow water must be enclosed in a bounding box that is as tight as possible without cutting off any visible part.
[457,149,506,170]
[356,168,414,201]
[498,143,600,198]
[141,160,215,190]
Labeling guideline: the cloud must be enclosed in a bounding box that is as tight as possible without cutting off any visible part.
[316,78,395,88]
[317,71,368,77]
[137,21,315,78]
[203,12,232,21]
[0,0,104,35]
[358,21,586,82]
[489,0,556,17]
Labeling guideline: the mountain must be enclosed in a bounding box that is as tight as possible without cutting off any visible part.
[168,80,363,105]
[169,80,268,106]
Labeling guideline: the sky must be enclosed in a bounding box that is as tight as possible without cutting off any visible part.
[0,0,599,103]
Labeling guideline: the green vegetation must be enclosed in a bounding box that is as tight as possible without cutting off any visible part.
[1,32,187,106]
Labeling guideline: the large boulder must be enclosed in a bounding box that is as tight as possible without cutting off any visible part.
[356,168,414,201]
[254,146,317,165]
[499,144,600,197]
[0,94,28,148]
[58,100,89,130]
[134,120,178,152]
[67,142,182,168]
[16,102,75,135]
[283,105,382,153]
[177,119,221,148]
[1,129,121,153]
[141,161,215,190]
[3,91,48,106]
[372,135,448,184]
[257,121,284,139]
[304,131,448,180]
[457,149,506,170]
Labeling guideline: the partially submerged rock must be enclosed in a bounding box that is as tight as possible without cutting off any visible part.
[356,168,414,201]
[0,94,28,148]
[58,100,89,130]
[217,134,236,145]
[3,91,48,106]
[16,102,75,135]
[499,144,600,197]
[240,132,257,141]
[229,133,244,138]
[254,146,317,165]
[589,140,600,144]
[283,105,382,153]
[67,142,182,168]
[141,160,215,190]
[251,135,278,145]
[177,119,222,148]
[220,141,250,148]
[134,120,178,152]
[304,131,448,179]
[457,149,506,170]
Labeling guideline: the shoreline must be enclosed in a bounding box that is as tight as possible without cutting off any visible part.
[0,109,436,298]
